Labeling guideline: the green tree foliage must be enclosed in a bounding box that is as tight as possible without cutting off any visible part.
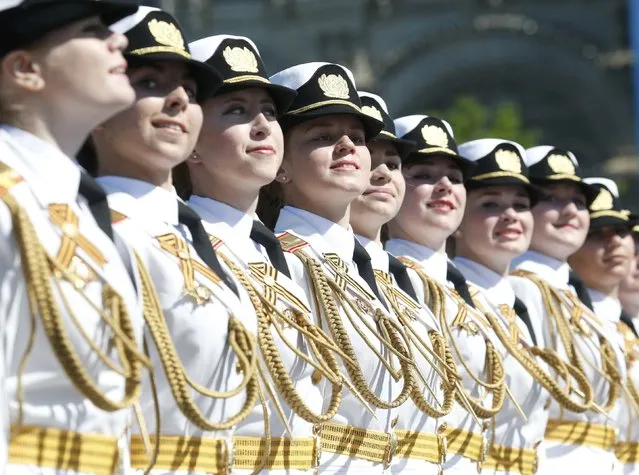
[429,96,540,147]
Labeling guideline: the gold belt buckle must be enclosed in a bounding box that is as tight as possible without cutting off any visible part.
[384,430,398,469]
[223,437,235,474]
[313,424,322,469]
[532,451,539,474]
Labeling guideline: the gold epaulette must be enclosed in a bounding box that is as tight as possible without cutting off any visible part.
[110,210,128,224]
[0,162,24,197]
[207,234,223,251]
[276,232,309,253]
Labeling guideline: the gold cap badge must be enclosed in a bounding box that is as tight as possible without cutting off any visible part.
[590,188,614,211]
[148,19,185,51]
[547,154,576,175]
[318,73,350,99]
[362,105,383,122]
[222,46,259,73]
[495,149,522,174]
[421,125,449,148]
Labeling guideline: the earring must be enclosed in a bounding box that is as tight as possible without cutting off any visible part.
[190,150,200,160]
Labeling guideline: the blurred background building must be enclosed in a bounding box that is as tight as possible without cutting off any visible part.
[151,0,637,203]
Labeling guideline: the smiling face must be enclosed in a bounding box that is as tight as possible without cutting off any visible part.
[350,140,405,239]
[530,182,590,261]
[569,224,635,294]
[456,185,533,274]
[388,155,466,251]
[280,114,371,220]
[188,87,283,201]
[91,60,203,183]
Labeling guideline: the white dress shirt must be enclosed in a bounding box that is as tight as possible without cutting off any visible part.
[98,177,255,475]
[455,257,550,475]
[275,206,407,474]
[0,127,144,475]
[385,239,496,475]
[188,196,326,475]
[510,251,625,475]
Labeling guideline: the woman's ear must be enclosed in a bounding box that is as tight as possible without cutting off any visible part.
[2,50,44,92]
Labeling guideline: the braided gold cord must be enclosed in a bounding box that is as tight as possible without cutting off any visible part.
[402,261,507,419]
[220,255,344,424]
[294,250,415,409]
[3,192,144,414]
[134,252,260,430]
[511,271,619,413]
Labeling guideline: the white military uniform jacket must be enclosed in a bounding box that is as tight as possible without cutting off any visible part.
[358,236,445,475]
[510,251,626,475]
[274,206,408,474]
[455,258,550,475]
[590,289,639,475]
[98,177,256,475]
[0,127,144,475]
[188,196,325,475]
[385,238,496,475]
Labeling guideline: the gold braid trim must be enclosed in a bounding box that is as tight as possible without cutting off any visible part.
[399,258,507,419]
[133,252,260,430]
[219,254,343,423]
[292,249,415,409]
[376,275,459,417]
[511,270,618,413]
[471,296,593,413]
[1,191,147,415]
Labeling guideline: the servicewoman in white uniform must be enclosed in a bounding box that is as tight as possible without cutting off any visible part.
[510,147,626,475]
[385,115,508,474]
[84,8,263,474]
[349,92,462,474]
[453,139,593,475]
[0,1,150,474]
[569,177,639,474]
[619,220,639,331]
[173,34,346,473]
[263,62,418,474]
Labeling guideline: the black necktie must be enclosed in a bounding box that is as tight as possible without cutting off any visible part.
[388,253,418,301]
[513,297,538,345]
[78,173,114,241]
[352,239,387,309]
[568,270,594,311]
[621,312,638,337]
[250,220,291,278]
[177,201,238,296]
[446,262,475,308]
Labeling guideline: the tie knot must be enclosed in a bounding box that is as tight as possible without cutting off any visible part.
[353,240,371,265]
[250,220,276,243]
[177,201,201,229]
[78,173,107,205]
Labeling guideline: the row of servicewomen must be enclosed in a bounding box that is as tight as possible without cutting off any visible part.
[1,1,638,474]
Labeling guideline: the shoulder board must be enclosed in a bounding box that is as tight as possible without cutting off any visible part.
[510,269,535,279]
[110,210,129,224]
[468,285,480,298]
[276,232,309,253]
[207,234,224,251]
[0,162,24,198]
[397,256,418,270]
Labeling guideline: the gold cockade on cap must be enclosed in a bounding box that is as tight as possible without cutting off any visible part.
[362,105,383,122]
[222,45,259,73]
[547,153,576,175]
[148,19,185,50]
[421,125,449,148]
[590,187,614,211]
[318,73,350,99]
[495,148,522,174]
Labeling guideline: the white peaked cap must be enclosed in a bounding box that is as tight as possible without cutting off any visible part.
[394,115,454,140]
[269,62,357,90]
[583,177,620,198]
[189,34,261,62]
[525,145,579,168]
[358,91,389,114]
[458,138,526,163]
[0,1,23,10]
[109,6,159,34]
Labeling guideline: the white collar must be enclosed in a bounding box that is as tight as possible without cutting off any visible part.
[589,288,622,324]
[454,257,515,307]
[188,195,255,239]
[511,250,570,289]
[356,234,389,273]
[0,125,81,206]
[96,176,180,226]
[384,238,448,283]
[275,206,355,263]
